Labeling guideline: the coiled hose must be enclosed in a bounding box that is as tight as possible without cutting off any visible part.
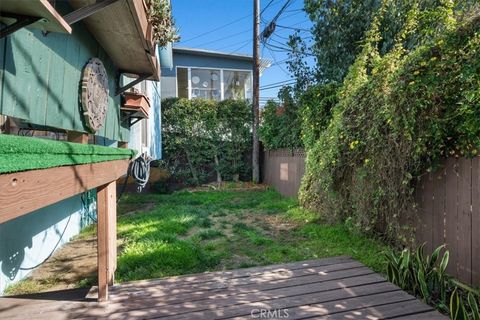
[118,153,152,202]
[129,154,152,192]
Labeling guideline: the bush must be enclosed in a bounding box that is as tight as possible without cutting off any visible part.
[300,83,339,150]
[160,98,252,186]
[386,244,480,319]
[259,84,338,150]
[259,87,303,149]
[300,5,480,240]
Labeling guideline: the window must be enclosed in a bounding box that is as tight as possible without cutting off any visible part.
[177,67,188,98]
[223,70,252,100]
[176,67,252,101]
[190,68,221,101]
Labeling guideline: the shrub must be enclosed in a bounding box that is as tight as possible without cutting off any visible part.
[259,87,303,149]
[259,84,338,150]
[300,83,339,150]
[300,4,480,240]
[386,244,480,319]
[160,98,252,186]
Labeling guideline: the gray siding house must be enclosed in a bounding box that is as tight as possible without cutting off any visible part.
[161,47,269,101]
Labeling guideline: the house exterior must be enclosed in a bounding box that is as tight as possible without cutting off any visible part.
[0,0,168,297]
[161,47,270,101]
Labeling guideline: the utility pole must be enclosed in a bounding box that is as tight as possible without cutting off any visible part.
[252,0,260,183]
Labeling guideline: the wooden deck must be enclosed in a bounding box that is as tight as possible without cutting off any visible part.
[0,256,447,319]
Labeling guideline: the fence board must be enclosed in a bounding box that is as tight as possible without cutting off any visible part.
[472,158,480,285]
[432,167,446,250]
[262,149,305,197]
[444,158,458,279]
[457,158,472,284]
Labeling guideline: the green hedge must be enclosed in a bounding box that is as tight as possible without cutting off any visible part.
[300,8,480,241]
[259,85,338,150]
[159,98,252,186]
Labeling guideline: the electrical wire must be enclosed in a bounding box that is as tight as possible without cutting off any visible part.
[180,13,251,44]
[260,81,297,91]
[260,78,295,88]
[19,213,73,271]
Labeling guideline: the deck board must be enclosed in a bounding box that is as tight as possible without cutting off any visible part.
[0,257,447,320]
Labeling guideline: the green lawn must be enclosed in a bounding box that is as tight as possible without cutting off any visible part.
[96,188,392,282]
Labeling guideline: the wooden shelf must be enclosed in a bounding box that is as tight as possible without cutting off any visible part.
[69,0,160,80]
[0,0,72,34]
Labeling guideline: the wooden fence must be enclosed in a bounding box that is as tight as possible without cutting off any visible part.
[415,157,479,287]
[261,148,306,197]
[261,149,480,287]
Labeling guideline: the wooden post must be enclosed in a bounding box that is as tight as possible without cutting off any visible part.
[97,180,117,301]
[118,141,128,149]
[0,116,10,134]
[67,131,89,144]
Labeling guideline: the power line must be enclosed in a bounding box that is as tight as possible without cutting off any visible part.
[198,29,251,47]
[180,13,252,44]
[260,84,296,91]
[181,0,284,46]
[214,38,251,51]
[265,46,291,76]
[260,78,295,88]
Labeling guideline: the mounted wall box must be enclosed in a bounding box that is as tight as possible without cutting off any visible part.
[121,92,151,126]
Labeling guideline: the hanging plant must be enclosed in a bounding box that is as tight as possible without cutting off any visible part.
[144,0,180,47]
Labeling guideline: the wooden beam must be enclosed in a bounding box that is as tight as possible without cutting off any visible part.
[63,0,121,25]
[0,14,41,39]
[116,73,151,95]
[0,159,129,224]
[0,0,72,34]
[67,131,89,144]
[118,141,128,149]
[97,180,116,301]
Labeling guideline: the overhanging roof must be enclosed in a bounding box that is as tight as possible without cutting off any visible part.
[69,0,160,80]
[172,46,272,72]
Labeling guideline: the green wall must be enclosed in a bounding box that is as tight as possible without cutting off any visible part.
[0,7,129,141]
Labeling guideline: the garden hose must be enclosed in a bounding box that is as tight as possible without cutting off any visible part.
[130,154,152,193]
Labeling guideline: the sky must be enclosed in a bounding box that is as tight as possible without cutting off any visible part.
[171,0,313,105]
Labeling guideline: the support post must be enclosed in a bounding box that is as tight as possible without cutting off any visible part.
[118,141,128,149]
[97,180,117,301]
[252,0,260,183]
[67,131,89,144]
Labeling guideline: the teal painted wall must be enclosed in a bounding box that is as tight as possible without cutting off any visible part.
[0,3,129,141]
[0,191,96,294]
[0,4,131,294]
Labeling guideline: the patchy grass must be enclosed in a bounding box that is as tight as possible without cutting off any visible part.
[4,188,393,295]
[114,188,392,282]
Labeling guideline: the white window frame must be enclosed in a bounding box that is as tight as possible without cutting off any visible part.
[175,66,253,101]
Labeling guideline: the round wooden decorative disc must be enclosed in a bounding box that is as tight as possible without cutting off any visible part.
[81,58,109,132]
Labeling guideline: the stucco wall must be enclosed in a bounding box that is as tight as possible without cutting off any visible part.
[161,51,253,99]
[0,192,96,294]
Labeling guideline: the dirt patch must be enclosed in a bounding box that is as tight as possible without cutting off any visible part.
[185,182,270,193]
[119,202,156,216]
[5,236,98,295]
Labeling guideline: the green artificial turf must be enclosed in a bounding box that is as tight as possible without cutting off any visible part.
[0,134,135,174]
